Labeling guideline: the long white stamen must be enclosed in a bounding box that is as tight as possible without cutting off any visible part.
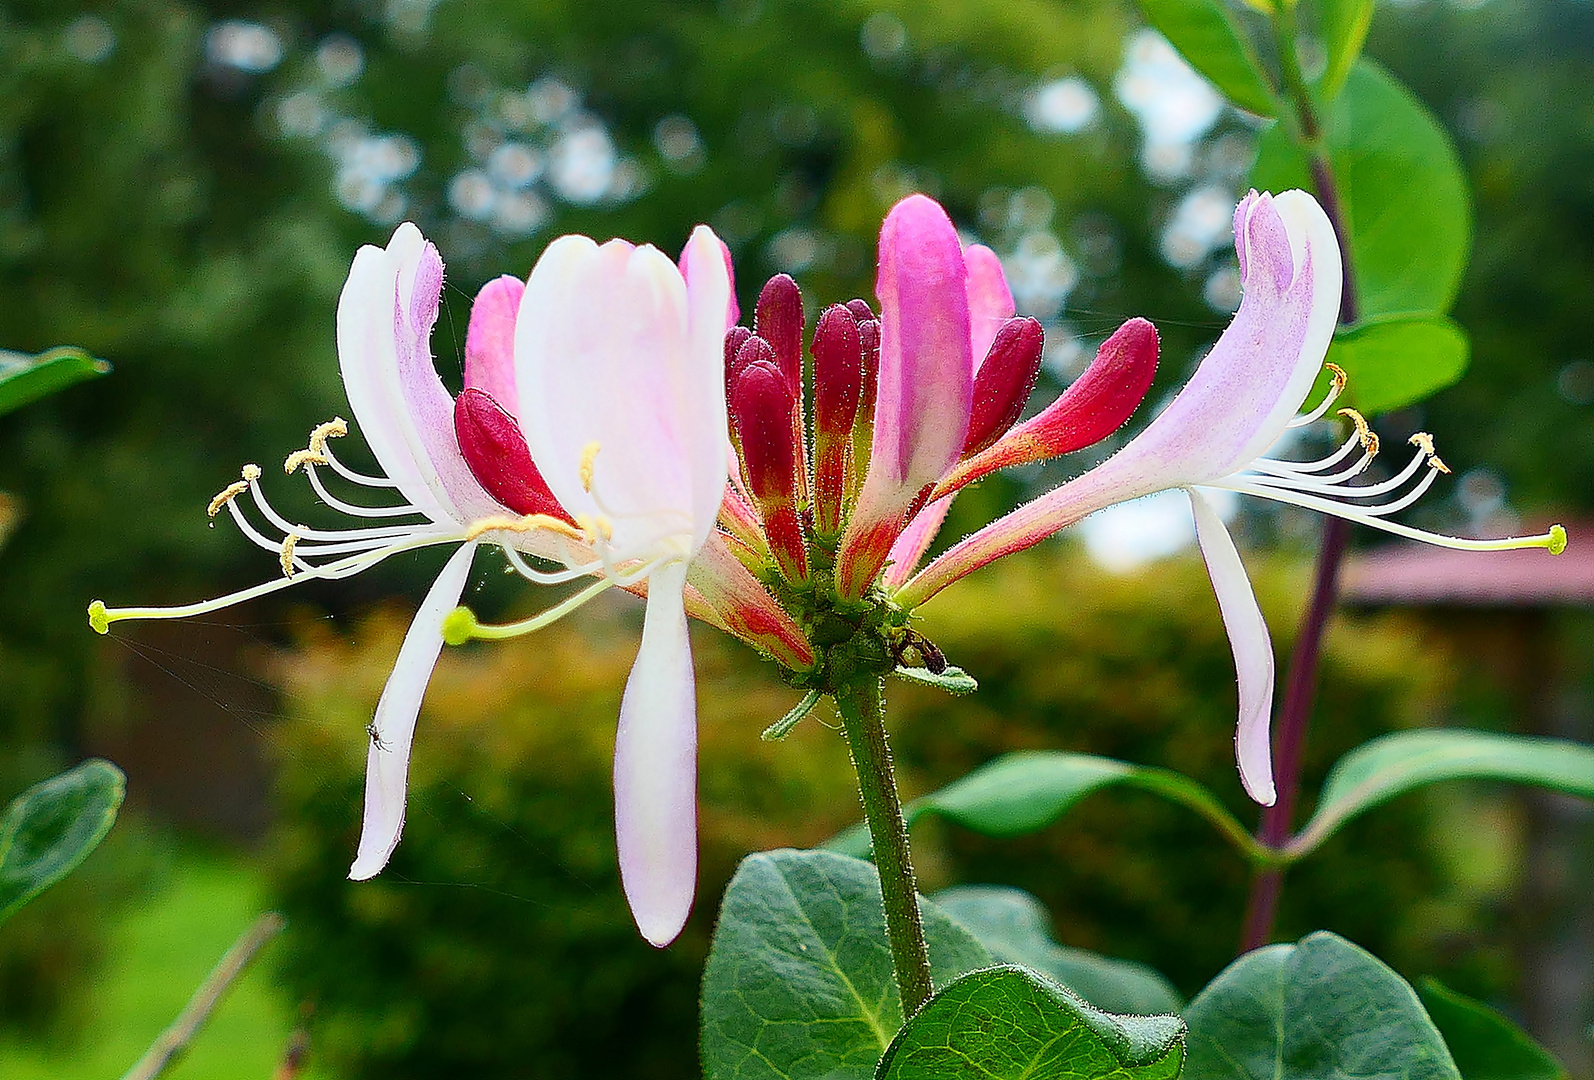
[1245,444,1427,500]
[500,543,605,585]
[88,530,465,634]
[245,475,419,544]
[1287,363,1347,428]
[1205,479,1564,552]
[303,463,425,520]
[322,443,401,488]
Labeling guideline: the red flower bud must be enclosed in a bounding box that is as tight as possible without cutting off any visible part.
[963,317,1045,456]
[853,307,882,426]
[730,360,808,581]
[811,305,862,535]
[724,325,754,402]
[454,388,571,521]
[755,274,804,391]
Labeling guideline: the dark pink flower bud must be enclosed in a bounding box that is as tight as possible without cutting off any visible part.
[730,360,808,581]
[755,274,804,391]
[854,311,882,427]
[724,325,754,401]
[811,305,862,536]
[963,317,1045,456]
[454,388,571,521]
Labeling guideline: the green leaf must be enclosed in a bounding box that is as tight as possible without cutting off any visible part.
[1289,730,1594,859]
[1184,931,1460,1080]
[1316,313,1470,415]
[1418,978,1568,1080]
[877,965,1186,1080]
[1251,60,1471,321]
[1136,0,1278,117]
[0,759,126,925]
[892,664,977,695]
[1315,0,1375,104]
[700,848,992,1080]
[825,751,1265,865]
[933,885,1183,1016]
[0,347,110,418]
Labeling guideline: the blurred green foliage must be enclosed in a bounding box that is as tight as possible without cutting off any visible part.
[263,545,1466,1077]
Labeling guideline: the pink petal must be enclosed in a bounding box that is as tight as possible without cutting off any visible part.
[681,228,739,329]
[883,495,953,591]
[337,223,500,523]
[614,562,699,946]
[964,243,1015,370]
[464,275,525,415]
[349,542,479,881]
[1189,490,1276,805]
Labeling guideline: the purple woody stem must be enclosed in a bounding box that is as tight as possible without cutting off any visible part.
[1238,16,1363,951]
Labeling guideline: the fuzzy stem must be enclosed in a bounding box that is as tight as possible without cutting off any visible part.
[835,676,934,1017]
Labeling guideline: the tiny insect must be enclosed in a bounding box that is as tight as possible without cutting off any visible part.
[365,722,390,752]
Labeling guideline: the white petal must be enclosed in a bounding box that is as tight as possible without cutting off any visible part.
[613,561,698,946]
[348,542,478,880]
[1188,489,1277,806]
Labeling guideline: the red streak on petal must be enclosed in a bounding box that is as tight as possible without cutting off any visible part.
[454,388,572,521]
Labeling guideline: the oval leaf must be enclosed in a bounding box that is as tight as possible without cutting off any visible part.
[1318,314,1470,415]
[878,965,1186,1080]
[0,346,110,418]
[1316,0,1374,104]
[1184,931,1460,1080]
[826,752,1263,865]
[1418,978,1568,1080]
[934,885,1183,1016]
[1251,60,1471,320]
[0,759,126,924]
[701,848,991,1080]
[1289,730,1594,859]
[1135,0,1278,117]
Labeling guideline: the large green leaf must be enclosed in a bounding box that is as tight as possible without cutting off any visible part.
[877,966,1186,1080]
[826,751,1266,865]
[1418,979,1568,1080]
[1319,313,1470,415]
[1184,931,1460,1080]
[1251,60,1470,321]
[0,347,110,418]
[1289,730,1594,858]
[700,848,992,1080]
[0,759,126,925]
[934,886,1183,1016]
[1315,0,1374,104]
[1136,0,1278,117]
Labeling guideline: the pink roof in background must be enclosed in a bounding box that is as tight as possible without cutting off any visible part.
[1341,524,1594,607]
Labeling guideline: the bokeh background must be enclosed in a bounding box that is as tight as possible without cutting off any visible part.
[1,0,1591,1076]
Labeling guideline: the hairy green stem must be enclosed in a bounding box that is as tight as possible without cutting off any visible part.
[835,676,934,1017]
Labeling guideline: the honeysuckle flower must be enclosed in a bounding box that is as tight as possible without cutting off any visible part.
[894,189,1566,804]
[89,220,811,948]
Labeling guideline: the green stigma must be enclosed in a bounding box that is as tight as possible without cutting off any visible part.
[88,600,110,635]
[441,606,479,647]
[1549,524,1568,556]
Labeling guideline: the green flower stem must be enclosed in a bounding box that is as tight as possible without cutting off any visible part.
[1240,4,1363,954]
[834,675,934,1017]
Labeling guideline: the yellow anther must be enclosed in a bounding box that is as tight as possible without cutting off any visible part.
[575,513,614,542]
[1337,408,1379,456]
[1408,432,1451,474]
[579,442,601,493]
[284,449,325,474]
[1325,362,1347,397]
[242,464,263,481]
[207,480,249,519]
[463,514,584,543]
[280,530,303,578]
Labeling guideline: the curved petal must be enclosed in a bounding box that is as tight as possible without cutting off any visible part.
[453,388,569,520]
[349,542,479,881]
[464,275,526,415]
[517,233,729,561]
[337,223,500,523]
[614,561,699,946]
[883,495,953,591]
[1188,489,1276,806]
[964,243,1015,369]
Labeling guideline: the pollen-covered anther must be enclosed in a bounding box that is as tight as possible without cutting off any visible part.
[575,513,614,543]
[579,441,601,493]
[284,419,348,474]
[463,513,585,543]
[1408,432,1451,474]
[1326,363,1347,397]
[283,449,326,474]
[1337,408,1379,456]
[207,479,250,519]
[280,530,303,578]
